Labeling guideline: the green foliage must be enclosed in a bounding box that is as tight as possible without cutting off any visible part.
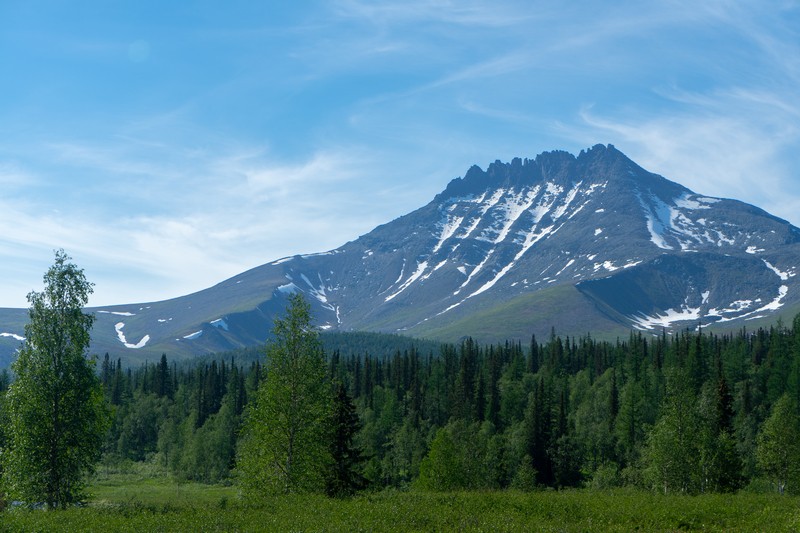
[643,369,702,493]
[416,425,462,491]
[756,394,800,494]
[510,454,538,490]
[320,331,442,363]
[37,306,800,498]
[572,369,617,473]
[0,369,9,508]
[237,293,333,496]
[116,392,165,461]
[696,379,744,492]
[1,250,108,508]
[5,479,800,532]
[327,383,366,496]
[416,420,497,491]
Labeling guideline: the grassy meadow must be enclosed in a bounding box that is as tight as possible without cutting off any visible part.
[2,475,799,532]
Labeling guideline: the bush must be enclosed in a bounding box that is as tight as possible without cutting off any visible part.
[588,463,622,490]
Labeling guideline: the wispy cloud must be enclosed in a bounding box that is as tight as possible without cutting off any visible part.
[0,163,41,189]
[0,136,430,307]
[331,0,537,28]
[570,99,800,224]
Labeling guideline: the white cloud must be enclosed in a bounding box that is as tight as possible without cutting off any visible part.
[0,139,432,307]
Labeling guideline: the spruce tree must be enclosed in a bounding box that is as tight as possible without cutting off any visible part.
[326,383,366,496]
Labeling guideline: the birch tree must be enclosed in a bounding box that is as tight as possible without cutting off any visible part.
[756,394,800,494]
[237,293,332,495]
[1,250,107,508]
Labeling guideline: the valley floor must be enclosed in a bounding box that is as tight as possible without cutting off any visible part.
[2,476,798,532]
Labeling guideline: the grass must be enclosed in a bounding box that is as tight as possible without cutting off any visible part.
[90,473,237,509]
[3,477,800,532]
[414,285,630,343]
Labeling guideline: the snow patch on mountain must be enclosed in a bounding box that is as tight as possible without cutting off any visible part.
[299,272,340,317]
[114,322,150,349]
[707,300,754,321]
[433,215,464,253]
[302,250,337,259]
[393,260,406,285]
[594,260,642,273]
[488,187,540,244]
[636,191,742,253]
[717,286,790,322]
[674,194,720,210]
[210,318,228,331]
[278,283,299,294]
[632,305,701,330]
[758,285,789,312]
[385,261,429,302]
[706,283,788,324]
[763,259,790,281]
[638,193,673,250]
[453,189,503,240]
[457,222,564,304]
[556,259,576,277]
[551,182,581,220]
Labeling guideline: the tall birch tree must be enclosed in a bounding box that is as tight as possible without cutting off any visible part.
[2,250,107,508]
[237,293,332,495]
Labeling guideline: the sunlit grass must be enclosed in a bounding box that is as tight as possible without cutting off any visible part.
[3,477,800,532]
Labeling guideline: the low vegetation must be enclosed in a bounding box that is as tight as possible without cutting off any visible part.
[3,475,800,532]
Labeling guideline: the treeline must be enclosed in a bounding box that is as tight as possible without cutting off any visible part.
[99,353,254,482]
[90,315,800,494]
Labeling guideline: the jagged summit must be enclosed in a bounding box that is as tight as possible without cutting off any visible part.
[439,148,579,200]
[438,144,685,203]
[1,144,799,364]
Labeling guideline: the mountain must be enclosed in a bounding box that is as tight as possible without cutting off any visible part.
[2,144,799,365]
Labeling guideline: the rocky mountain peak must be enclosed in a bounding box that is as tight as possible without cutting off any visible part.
[438,144,676,204]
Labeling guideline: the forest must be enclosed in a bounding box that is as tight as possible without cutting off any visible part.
[6,311,797,497]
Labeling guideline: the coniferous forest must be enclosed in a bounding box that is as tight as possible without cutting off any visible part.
[16,312,799,496]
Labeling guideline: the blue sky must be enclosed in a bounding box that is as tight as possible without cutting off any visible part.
[1,0,798,307]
